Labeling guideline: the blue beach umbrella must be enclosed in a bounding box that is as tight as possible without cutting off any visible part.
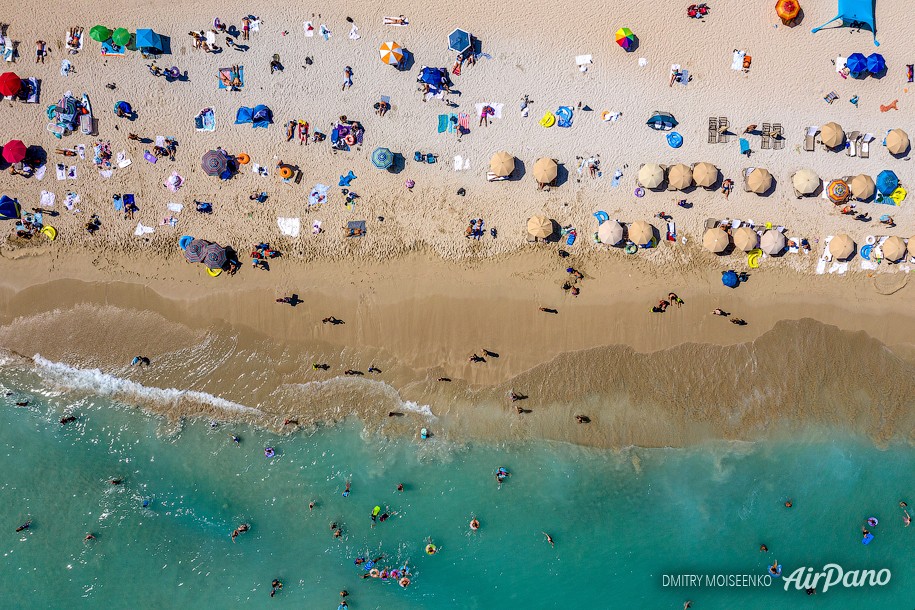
[0,195,21,220]
[666,132,683,148]
[866,53,885,74]
[721,270,739,288]
[135,29,164,53]
[846,53,867,74]
[646,111,677,131]
[448,29,471,54]
[371,147,393,169]
[876,170,898,195]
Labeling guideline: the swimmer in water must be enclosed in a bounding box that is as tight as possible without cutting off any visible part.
[60,415,78,424]
[231,523,249,542]
[470,517,480,531]
[342,480,351,497]
[110,478,123,485]
[760,544,768,552]
[397,483,404,492]
[229,434,240,444]
[270,579,283,597]
[84,533,95,543]
[16,519,31,532]
[904,510,911,527]
[334,528,342,538]
[543,532,555,548]
[784,500,792,508]
[309,501,315,510]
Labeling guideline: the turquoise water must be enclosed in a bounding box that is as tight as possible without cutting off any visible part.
[1,364,913,608]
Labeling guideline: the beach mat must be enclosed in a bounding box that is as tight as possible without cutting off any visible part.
[437,114,448,133]
[218,66,244,89]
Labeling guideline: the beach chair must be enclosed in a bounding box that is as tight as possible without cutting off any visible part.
[772,123,784,150]
[79,113,92,136]
[846,131,860,157]
[823,91,838,104]
[717,117,729,143]
[742,167,754,192]
[804,126,818,152]
[708,117,717,143]
[857,133,874,158]
[761,123,771,149]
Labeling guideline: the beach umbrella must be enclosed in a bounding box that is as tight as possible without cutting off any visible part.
[371,147,393,170]
[866,53,885,74]
[2,140,26,164]
[721,270,739,288]
[886,129,909,155]
[646,111,677,131]
[826,179,850,203]
[527,215,553,239]
[615,27,635,51]
[135,29,164,53]
[379,41,403,66]
[882,236,906,262]
[0,72,21,97]
[0,195,20,220]
[876,170,898,195]
[734,227,759,252]
[202,242,227,269]
[667,164,692,190]
[760,230,786,255]
[448,29,471,54]
[703,227,730,253]
[628,221,655,247]
[90,25,112,42]
[201,150,228,176]
[637,164,665,189]
[820,122,844,149]
[775,0,800,21]
[112,28,131,46]
[532,158,557,184]
[490,151,515,177]
[850,174,875,200]
[598,220,624,246]
[791,168,820,195]
[184,238,209,263]
[746,168,772,194]
[828,234,855,260]
[846,53,867,74]
[693,162,718,188]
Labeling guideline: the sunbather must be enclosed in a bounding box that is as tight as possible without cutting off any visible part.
[342,66,353,91]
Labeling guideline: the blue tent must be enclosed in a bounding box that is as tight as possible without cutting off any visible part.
[418,67,447,87]
[846,53,867,73]
[0,195,21,220]
[646,111,677,131]
[135,29,164,53]
[811,0,878,46]
[234,105,273,128]
[448,29,471,54]
[876,170,898,195]
[721,270,739,288]
[866,52,885,73]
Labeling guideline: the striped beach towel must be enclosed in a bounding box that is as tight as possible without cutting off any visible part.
[458,113,469,130]
[447,113,457,133]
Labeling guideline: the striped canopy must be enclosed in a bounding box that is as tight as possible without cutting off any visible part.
[371,147,393,169]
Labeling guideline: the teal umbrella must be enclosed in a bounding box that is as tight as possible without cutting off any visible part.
[371,147,393,169]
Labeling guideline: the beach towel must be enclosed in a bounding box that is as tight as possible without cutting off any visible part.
[64,191,80,211]
[134,222,154,236]
[113,194,124,211]
[144,151,157,163]
[277,217,300,237]
[101,40,126,56]
[60,60,72,76]
[447,113,457,134]
[678,69,689,85]
[167,203,183,213]
[67,166,77,180]
[349,25,360,40]
[163,172,184,192]
[556,106,573,128]
[319,25,331,40]
[312,220,323,234]
[155,136,166,148]
[458,113,469,130]
[195,108,215,132]
[453,155,463,171]
[116,151,131,168]
[303,21,315,37]
[64,29,83,53]
[76,144,86,160]
[55,164,66,180]
[611,169,622,187]
[731,50,746,71]
[99,169,113,179]
[33,165,47,181]
[575,55,592,71]
[437,114,448,133]
[309,183,329,206]
[40,191,55,208]
[339,171,356,187]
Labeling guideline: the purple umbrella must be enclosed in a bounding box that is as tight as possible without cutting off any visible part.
[202,242,227,269]
[184,238,210,263]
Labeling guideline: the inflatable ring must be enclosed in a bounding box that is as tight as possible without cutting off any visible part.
[425,544,437,555]
[399,577,410,588]
[344,134,357,146]
[634,187,645,198]
[747,249,762,269]
[369,568,380,578]
[769,565,782,578]
[40,225,57,241]
[860,244,873,261]
[865,235,876,245]
[179,235,194,250]
[236,153,250,165]
[207,267,222,277]
[600,110,610,121]
[539,112,556,128]
[279,166,293,179]
[470,519,479,530]
[264,447,275,458]
[867,517,879,527]
[624,244,638,255]
[390,570,400,579]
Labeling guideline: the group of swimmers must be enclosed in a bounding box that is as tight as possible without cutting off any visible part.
[354,553,412,588]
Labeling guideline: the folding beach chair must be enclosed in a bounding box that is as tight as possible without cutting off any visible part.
[823,91,838,104]
[804,127,818,152]
[761,123,771,149]
[846,131,860,157]
[717,117,729,143]
[772,123,784,150]
[708,117,717,143]
[857,133,874,158]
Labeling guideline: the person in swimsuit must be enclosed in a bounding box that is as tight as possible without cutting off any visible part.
[543,532,554,547]
[342,480,351,497]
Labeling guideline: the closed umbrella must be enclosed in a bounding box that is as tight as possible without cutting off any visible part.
[826,179,850,203]
[846,53,867,74]
[2,140,27,164]
[775,0,800,21]
[747,168,772,193]
[850,174,875,200]
[882,236,906,262]
[668,164,692,190]
[0,72,21,97]
[615,27,635,50]
[828,234,855,260]
[886,129,909,155]
[201,150,228,176]
[628,221,655,247]
[112,28,131,46]
[490,151,515,177]
[637,164,664,189]
[448,29,471,54]
[379,41,403,66]
[733,227,759,252]
[876,170,899,195]
[598,220,624,245]
[184,238,210,263]
[693,162,718,188]
[89,25,112,42]
[760,230,786,255]
[202,242,228,269]
[866,53,885,74]
[820,122,844,149]
[792,168,820,195]
[527,215,553,239]
[703,227,730,253]
[532,158,557,184]
[371,147,393,169]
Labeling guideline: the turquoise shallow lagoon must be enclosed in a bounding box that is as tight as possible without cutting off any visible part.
[1,364,912,609]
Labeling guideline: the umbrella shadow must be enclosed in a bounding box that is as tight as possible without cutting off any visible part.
[397,49,415,72]
[508,159,526,182]
[387,153,406,175]
[26,145,46,167]
[554,163,569,187]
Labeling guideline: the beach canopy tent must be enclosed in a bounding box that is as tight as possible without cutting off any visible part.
[646,111,677,131]
[448,29,472,54]
[527,215,553,239]
[615,27,635,50]
[628,221,655,247]
[135,28,165,53]
[235,105,273,128]
[876,170,898,195]
[490,151,515,177]
[598,220,624,245]
[811,0,879,46]
[0,72,22,97]
[850,174,875,199]
[829,234,856,259]
[703,227,730,253]
[112,28,131,46]
[532,158,557,184]
[886,129,909,155]
[693,162,718,187]
[2,139,27,164]
[882,236,906,262]
[826,179,850,203]
[667,164,692,190]
[721,270,740,288]
[846,53,867,73]
[89,25,112,42]
[637,164,665,189]
[0,195,21,220]
[792,168,820,195]
[184,238,209,263]
[746,168,772,193]
[201,149,229,176]
[760,230,786,255]
[371,147,393,169]
[820,122,845,148]
[379,41,403,66]
[733,227,759,252]
[775,0,801,22]
[866,52,885,73]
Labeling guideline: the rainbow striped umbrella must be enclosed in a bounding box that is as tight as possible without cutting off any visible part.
[379,41,403,66]
[615,27,635,51]
[826,179,850,203]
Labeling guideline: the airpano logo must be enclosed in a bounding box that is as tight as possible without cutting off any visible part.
[782,564,891,593]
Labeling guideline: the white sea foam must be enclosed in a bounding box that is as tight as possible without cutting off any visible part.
[400,400,436,419]
[32,355,261,415]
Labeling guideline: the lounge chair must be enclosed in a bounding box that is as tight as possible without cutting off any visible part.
[846,131,860,157]
[742,167,754,192]
[772,123,784,150]
[761,123,771,150]
[823,91,838,104]
[717,117,729,143]
[708,117,717,143]
[804,126,818,152]
[857,133,874,158]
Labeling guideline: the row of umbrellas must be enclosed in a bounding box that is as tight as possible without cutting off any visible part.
[90,26,131,46]
[791,169,899,199]
[530,217,656,247]
[637,162,719,189]
[846,52,886,75]
[819,123,908,155]
[184,239,227,269]
[703,227,786,255]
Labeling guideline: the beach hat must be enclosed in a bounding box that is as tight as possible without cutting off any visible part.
[597,220,624,245]
[490,151,515,177]
[733,227,759,252]
[667,164,692,190]
[692,162,718,188]
[702,227,730,253]
[820,122,845,149]
[826,179,850,203]
[791,168,820,195]
[637,164,664,189]
[379,41,403,66]
[527,215,553,239]
[532,158,557,184]
[882,236,906,262]
[760,230,786,255]
[849,174,875,200]
[886,129,909,156]
[828,234,855,260]
[627,221,655,247]
[746,168,772,194]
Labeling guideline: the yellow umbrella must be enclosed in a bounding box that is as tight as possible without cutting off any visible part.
[667,164,692,190]
[760,230,786,255]
[637,164,664,189]
[628,221,655,247]
[849,174,875,200]
[532,158,557,184]
[490,151,515,177]
[882,236,906,261]
[747,168,772,194]
[820,122,844,149]
[828,234,855,260]
[703,227,730,253]
[379,41,404,66]
[692,162,718,188]
[598,220,624,245]
[791,168,820,195]
[733,227,759,252]
[527,216,553,239]
[886,129,909,155]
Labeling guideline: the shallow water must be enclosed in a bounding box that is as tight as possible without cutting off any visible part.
[1,362,913,608]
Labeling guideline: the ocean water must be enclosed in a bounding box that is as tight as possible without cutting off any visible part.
[1,361,913,609]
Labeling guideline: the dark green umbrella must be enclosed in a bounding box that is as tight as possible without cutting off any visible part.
[112,28,131,46]
[90,25,112,43]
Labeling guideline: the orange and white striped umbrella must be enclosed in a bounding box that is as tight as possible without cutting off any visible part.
[379,41,403,66]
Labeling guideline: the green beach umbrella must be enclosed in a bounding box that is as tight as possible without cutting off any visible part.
[90,25,112,42]
[112,28,131,46]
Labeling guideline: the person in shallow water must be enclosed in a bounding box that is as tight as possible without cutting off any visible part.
[270,579,283,597]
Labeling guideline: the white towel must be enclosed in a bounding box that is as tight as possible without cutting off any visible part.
[835,57,847,72]
[99,169,113,179]
[349,25,360,40]
[250,19,261,32]
[67,166,77,180]
[64,191,80,211]
[55,164,66,180]
[638,58,648,67]
[134,222,155,236]
[303,21,314,37]
[312,220,323,234]
[277,217,301,237]
[76,144,86,159]
[40,191,55,207]
[167,203,183,213]
[117,152,131,169]
[731,50,746,71]
[453,155,463,171]
[575,55,592,66]
[33,165,47,181]
[155,136,165,147]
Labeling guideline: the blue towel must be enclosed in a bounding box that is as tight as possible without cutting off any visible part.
[556,106,573,128]
[447,113,457,134]
[437,114,448,133]
[124,194,135,206]
[338,171,356,187]
[113,195,124,211]
[593,211,609,223]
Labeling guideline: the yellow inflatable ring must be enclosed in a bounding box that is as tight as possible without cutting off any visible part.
[539,112,556,128]
[747,248,762,269]
[425,544,437,555]
[40,225,57,241]
[236,153,250,165]
[279,165,293,179]
[206,267,223,277]
[399,577,410,588]
[601,110,610,121]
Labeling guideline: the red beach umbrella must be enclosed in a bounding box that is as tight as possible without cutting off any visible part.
[2,139,27,164]
[0,72,22,97]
